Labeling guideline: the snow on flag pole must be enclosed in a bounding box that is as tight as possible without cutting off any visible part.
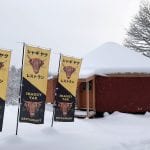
[16,42,25,135]
[52,55,82,123]
[0,49,11,132]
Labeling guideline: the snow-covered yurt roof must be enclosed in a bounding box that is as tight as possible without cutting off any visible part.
[82,42,150,75]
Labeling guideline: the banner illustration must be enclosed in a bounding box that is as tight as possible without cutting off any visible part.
[54,55,82,122]
[19,45,50,124]
[0,49,11,131]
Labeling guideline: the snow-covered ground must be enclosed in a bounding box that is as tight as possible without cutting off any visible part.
[1,105,150,150]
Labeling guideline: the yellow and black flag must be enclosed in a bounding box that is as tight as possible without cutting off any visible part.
[0,49,11,131]
[19,45,50,124]
[54,55,82,122]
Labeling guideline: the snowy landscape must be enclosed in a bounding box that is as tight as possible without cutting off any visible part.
[2,42,150,150]
[1,0,150,150]
[1,105,150,150]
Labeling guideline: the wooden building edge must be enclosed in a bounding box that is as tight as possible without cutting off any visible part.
[46,72,150,116]
[46,75,95,109]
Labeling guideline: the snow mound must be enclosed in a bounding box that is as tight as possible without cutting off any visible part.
[1,105,150,150]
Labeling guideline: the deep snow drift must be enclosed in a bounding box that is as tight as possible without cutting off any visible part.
[1,105,150,150]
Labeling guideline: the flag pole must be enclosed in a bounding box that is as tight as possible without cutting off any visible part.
[16,42,25,135]
[51,53,62,127]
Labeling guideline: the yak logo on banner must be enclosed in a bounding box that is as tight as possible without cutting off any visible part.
[27,55,45,74]
[58,102,73,116]
[19,45,50,124]
[0,49,11,132]
[63,66,76,79]
[54,55,82,122]
[24,101,42,118]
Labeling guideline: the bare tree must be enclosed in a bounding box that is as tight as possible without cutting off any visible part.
[124,0,150,57]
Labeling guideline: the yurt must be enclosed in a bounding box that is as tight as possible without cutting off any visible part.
[46,42,150,117]
[82,42,150,115]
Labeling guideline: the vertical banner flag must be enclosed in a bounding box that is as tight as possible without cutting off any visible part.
[54,55,82,122]
[19,45,50,124]
[0,49,11,131]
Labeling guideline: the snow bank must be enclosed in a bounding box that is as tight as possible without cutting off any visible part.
[1,105,150,150]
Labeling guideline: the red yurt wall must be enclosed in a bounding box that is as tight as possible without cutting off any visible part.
[95,75,150,113]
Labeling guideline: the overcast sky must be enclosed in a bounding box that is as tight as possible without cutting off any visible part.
[0,0,142,67]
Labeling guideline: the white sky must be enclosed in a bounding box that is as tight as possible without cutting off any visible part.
[0,0,142,68]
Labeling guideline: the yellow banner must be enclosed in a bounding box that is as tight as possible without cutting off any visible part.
[23,45,50,95]
[0,50,11,101]
[58,55,82,97]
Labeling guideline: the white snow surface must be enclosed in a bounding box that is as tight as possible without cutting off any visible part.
[79,69,95,78]
[1,105,150,150]
[82,42,150,74]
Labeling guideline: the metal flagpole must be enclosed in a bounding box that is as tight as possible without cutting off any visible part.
[16,42,26,135]
[51,53,62,127]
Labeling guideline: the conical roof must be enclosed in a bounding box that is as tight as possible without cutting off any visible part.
[82,42,150,74]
